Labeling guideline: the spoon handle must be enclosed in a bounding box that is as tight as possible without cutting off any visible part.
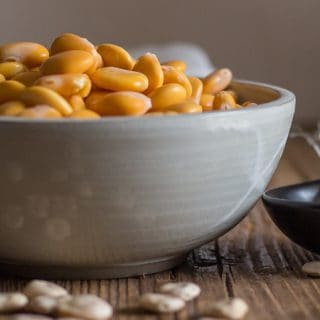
[290,125,320,157]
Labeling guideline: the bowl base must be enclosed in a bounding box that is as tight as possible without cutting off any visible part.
[0,255,187,280]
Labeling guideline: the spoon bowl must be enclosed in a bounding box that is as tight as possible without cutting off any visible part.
[262,180,320,254]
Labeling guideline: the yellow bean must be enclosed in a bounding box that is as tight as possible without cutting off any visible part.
[200,94,214,112]
[51,33,96,54]
[19,105,62,119]
[91,67,149,92]
[242,101,258,107]
[69,109,100,119]
[225,90,237,100]
[162,60,187,72]
[165,111,179,115]
[12,71,41,86]
[212,91,237,110]
[40,50,95,75]
[145,111,178,116]
[20,86,73,116]
[0,35,253,118]
[149,83,187,111]
[85,90,110,109]
[188,77,203,104]
[133,53,163,93]
[97,44,134,70]
[145,111,164,116]
[0,42,49,68]
[203,68,233,94]
[50,33,102,72]
[88,91,151,116]
[0,80,25,104]
[68,95,86,111]
[0,62,26,79]
[162,66,192,97]
[87,53,104,74]
[35,74,91,97]
[0,101,25,116]
[163,102,202,114]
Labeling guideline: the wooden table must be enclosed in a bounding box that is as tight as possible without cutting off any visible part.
[1,138,319,320]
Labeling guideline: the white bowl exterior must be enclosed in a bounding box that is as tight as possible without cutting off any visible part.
[0,81,295,268]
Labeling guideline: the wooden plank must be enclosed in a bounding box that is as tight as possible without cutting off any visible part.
[0,139,319,320]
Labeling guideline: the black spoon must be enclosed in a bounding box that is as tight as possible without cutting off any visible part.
[262,180,320,254]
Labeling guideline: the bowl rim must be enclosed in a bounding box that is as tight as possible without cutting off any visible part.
[0,79,295,124]
[263,179,320,210]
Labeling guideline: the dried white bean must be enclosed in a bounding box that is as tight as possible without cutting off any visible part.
[302,261,320,277]
[139,293,185,313]
[55,317,84,320]
[0,293,28,313]
[0,315,52,320]
[27,296,58,314]
[203,298,248,320]
[56,318,83,320]
[56,294,112,320]
[159,282,201,301]
[23,280,68,299]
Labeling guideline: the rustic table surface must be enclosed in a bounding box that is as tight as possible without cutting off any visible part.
[1,137,319,320]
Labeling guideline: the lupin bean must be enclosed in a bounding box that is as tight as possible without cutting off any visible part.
[150,83,187,111]
[91,67,148,92]
[0,42,49,68]
[139,293,185,313]
[162,66,192,97]
[200,94,214,112]
[0,101,25,116]
[203,298,249,320]
[13,71,41,86]
[0,293,28,313]
[69,109,100,119]
[189,77,203,104]
[0,80,25,104]
[203,68,233,95]
[20,86,73,116]
[0,62,26,79]
[35,74,91,97]
[145,111,178,116]
[97,44,134,70]
[133,53,163,93]
[68,95,86,111]
[88,91,151,116]
[162,60,187,72]
[50,33,102,72]
[242,101,258,107]
[0,33,258,120]
[212,91,237,110]
[159,282,201,301]
[40,51,95,75]
[18,105,62,119]
[56,294,113,320]
[163,102,202,114]
[85,90,110,109]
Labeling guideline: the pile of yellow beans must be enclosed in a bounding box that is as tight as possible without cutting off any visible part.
[0,33,257,119]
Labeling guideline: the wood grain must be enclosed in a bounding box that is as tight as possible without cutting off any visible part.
[0,138,319,320]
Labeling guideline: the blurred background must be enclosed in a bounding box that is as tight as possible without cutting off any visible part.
[0,0,318,127]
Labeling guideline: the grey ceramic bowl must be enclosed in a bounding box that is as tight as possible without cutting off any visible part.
[0,80,295,279]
